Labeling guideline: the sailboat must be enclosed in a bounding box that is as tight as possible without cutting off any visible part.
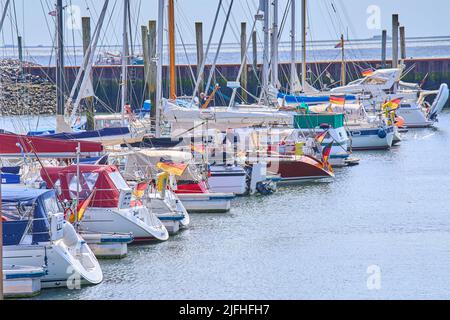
[32,0,148,146]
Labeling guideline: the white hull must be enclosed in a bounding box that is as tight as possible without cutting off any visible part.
[81,233,133,259]
[208,165,248,195]
[80,207,169,242]
[3,240,103,289]
[147,191,190,234]
[177,193,234,213]
[349,127,394,150]
[2,265,45,298]
[395,105,434,128]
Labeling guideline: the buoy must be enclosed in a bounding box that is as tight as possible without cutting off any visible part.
[378,129,387,139]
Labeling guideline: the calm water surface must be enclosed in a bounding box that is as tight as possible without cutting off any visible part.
[18,111,450,300]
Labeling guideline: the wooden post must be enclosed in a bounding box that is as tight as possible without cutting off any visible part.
[17,36,23,62]
[252,30,257,72]
[381,30,387,68]
[400,26,406,61]
[392,14,399,68]
[195,22,204,90]
[141,25,150,96]
[340,34,346,86]
[82,16,95,131]
[241,22,248,102]
[148,20,157,118]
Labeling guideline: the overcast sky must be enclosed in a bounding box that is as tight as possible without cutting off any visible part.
[1,0,449,47]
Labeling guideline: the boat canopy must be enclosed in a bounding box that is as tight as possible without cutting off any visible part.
[1,186,59,245]
[41,165,130,208]
[0,133,103,158]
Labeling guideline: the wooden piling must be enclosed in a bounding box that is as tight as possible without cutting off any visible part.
[241,22,248,102]
[195,22,204,89]
[82,16,95,131]
[392,14,399,68]
[400,26,406,61]
[252,30,258,72]
[17,36,23,62]
[148,20,157,118]
[381,30,387,68]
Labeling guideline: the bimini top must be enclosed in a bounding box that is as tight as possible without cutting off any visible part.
[1,185,54,204]
[1,186,59,245]
[41,165,131,208]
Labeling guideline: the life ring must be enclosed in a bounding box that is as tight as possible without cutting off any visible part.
[378,129,387,139]
[64,207,74,221]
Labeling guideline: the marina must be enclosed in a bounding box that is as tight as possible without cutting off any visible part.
[1,0,450,302]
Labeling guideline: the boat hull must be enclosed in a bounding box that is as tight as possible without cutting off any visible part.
[176,193,234,213]
[80,207,169,242]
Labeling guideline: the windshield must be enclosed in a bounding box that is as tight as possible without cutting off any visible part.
[67,172,99,200]
[109,172,130,190]
[43,196,62,215]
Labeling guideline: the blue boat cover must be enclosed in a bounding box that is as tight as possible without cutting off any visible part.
[2,186,57,245]
[1,173,21,184]
[1,166,20,175]
[278,93,357,104]
[39,127,130,140]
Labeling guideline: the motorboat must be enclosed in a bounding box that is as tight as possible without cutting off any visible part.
[2,186,103,288]
[40,165,169,242]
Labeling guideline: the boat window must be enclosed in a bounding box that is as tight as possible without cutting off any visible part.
[68,174,93,200]
[43,196,62,215]
[82,173,99,191]
[108,171,130,190]
[362,77,388,85]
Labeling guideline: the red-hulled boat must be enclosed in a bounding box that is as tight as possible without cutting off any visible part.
[266,155,335,184]
[0,133,103,158]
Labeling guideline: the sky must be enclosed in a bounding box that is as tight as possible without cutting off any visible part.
[1,0,450,47]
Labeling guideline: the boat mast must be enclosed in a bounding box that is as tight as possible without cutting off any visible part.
[301,0,307,90]
[168,0,177,100]
[121,0,130,126]
[155,0,165,138]
[290,0,296,94]
[0,0,11,34]
[271,0,279,89]
[56,0,66,132]
[261,0,270,104]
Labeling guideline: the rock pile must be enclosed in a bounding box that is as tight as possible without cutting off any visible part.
[0,59,57,115]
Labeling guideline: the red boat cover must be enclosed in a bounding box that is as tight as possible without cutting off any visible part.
[41,165,124,208]
[0,133,103,157]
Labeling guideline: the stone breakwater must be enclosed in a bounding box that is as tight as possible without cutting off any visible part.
[0,59,57,116]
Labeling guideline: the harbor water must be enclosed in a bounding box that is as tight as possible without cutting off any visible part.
[7,111,446,300]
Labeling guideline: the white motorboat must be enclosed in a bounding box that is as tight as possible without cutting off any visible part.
[81,232,134,259]
[41,165,169,242]
[2,186,103,289]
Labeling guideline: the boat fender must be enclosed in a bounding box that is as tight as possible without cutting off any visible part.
[62,222,80,247]
[377,129,387,139]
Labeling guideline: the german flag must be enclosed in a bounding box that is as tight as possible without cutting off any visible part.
[133,182,149,198]
[322,142,334,173]
[71,190,96,223]
[362,69,375,77]
[315,131,329,144]
[156,162,188,177]
[382,98,402,111]
[329,95,346,106]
